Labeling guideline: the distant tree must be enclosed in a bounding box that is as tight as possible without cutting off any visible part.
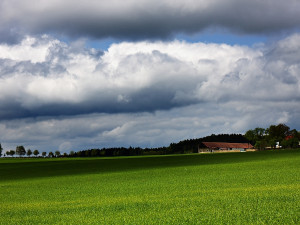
[55,151,60,157]
[48,152,54,157]
[254,140,267,151]
[268,124,290,141]
[42,152,47,157]
[76,151,85,157]
[69,151,75,157]
[26,149,32,157]
[7,150,15,157]
[245,127,266,144]
[267,138,277,149]
[254,127,266,139]
[291,138,299,148]
[85,150,90,157]
[289,129,300,139]
[0,143,3,157]
[245,124,296,149]
[33,150,39,157]
[16,146,26,157]
[91,149,100,157]
[281,137,299,149]
[244,130,255,143]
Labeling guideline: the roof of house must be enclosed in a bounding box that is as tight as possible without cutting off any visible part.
[285,135,293,140]
[202,142,253,149]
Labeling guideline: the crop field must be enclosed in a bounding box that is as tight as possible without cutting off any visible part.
[0,150,299,224]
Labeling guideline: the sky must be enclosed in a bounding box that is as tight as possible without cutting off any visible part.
[1,0,300,153]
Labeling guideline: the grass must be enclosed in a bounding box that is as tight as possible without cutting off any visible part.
[0,150,299,224]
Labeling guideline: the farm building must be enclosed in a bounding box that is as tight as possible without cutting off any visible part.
[200,142,254,153]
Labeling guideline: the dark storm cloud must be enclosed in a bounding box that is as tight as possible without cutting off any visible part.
[1,0,300,43]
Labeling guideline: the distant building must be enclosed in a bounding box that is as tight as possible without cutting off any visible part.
[200,142,254,153]
[285,135,293,140]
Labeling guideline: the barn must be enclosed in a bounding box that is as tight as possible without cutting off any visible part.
[200,142,254,153]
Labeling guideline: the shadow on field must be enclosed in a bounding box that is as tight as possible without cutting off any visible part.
[0,150,297,181]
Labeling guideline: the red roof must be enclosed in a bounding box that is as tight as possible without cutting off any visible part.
[202,142,253,149]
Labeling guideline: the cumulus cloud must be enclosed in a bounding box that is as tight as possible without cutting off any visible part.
[0,0,300,43]
[0,36,246,118]
[0,33,300,151]
[1,34,300,120]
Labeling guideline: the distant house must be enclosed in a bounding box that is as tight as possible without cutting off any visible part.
[200,142,254,153]
[285,135,293,140]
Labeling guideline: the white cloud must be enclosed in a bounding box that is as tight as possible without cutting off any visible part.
[0,34,300,151]
[0,36,262,118]
[0,36,52,63]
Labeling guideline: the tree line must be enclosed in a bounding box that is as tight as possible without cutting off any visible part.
[0,133,250,157]
[1,124,299,158]
[4,146,63,158]
[244,123,300,150]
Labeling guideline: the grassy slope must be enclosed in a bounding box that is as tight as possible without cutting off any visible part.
[0,150,299,224]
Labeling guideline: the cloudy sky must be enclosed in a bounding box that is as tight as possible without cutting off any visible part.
[1,0,300,153]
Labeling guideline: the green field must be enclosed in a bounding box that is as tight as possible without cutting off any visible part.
[0,150,299,224]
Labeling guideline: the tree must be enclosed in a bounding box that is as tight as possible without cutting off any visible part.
[0,143,3,157]
[281,137,299,149]
[6,150,15,157]
[55,150,60,157]
[16,146,26,157]
[85,150,90,157]
[254,140,267,151]
[91,149,100,157]
[268,124,290,141]
[69,151,75,157]
[289,129,300,139]
[267,138,277,149]
[42,152,47,157]
[48,152,54,157]
[26,149,32,157]
[33,150,39,157]
[244,127,265,145]
[244,130,255,143]
[253,127,266,139]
